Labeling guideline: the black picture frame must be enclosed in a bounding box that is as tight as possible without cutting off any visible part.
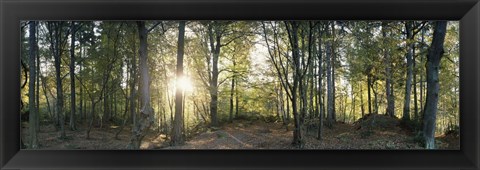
[1,0,479,169]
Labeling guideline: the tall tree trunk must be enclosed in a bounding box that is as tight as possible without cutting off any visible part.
[285,21,303,148]
[423,21,447,149]
[278,83,286,124]
[229,60,236,122]
[235,82,239,118]
[130,30,138,129]
[208,23,221,127]
[373,82,379,114]
[49,22,66,138]
[317,25,323,140]
[69,21,77,130]
[360,83,365,117]
[420,27,426,122]
[79,45,84,123]
[403,21,414,121]
[128,21,154,149]
[171,21,186,146]
[35,22,40,132]
[326,23,334,128]
[351,84,356,121]
[330,22,336,122]
[367,74,372,114]
[413,40,418,120]
[28,21,39,148]
[383,22,395,117]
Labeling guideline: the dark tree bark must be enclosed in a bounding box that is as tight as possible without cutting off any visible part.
[413,42,418,119]
[326,23,334,128]
[48,21,66,138]
[367,72,372,114]
[129,30,138,129]
[79,44,84,123]
[423,21,447,149]
[28,21,38,148]
[419,27,426,122]
[69,21,77,130]
[373,82,379,114]
[235,83,239,118]
[171,21,186,146]
[229,59,236,122]
[35,22,40,132]
[360,83,365,117]
[383,22,395,117]
[128,21,155,149]
[207,22,221,127]
[316,24,324,140]
[403,21,414,121]
[285,21,303,148]
[330,22,336,122]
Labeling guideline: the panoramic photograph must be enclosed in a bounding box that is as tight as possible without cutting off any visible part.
[20,21,459,150]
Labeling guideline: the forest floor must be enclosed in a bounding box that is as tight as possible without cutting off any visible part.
[25,114,459,150]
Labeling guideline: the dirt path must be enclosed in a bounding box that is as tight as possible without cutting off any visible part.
[165,120,292,149]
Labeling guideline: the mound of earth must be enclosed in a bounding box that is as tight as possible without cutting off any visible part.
[354,114,402,132]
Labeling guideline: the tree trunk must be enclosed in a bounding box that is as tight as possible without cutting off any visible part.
[229,60,236,122]
[317,25,323,140]
[403,21,414,121]
[208,23,221,127]
[413,43,418,120]
[285,21,303,148]
[360,83,364,117]
[235,83,239,118]
[130,29,138,129]
[383,22,395,117]
[420,27,426,122]
[28,21,38,149]
[49,22,66,139]
[423,21,447,149]
[326,24,334,128]
[35,22,40,132]
[373,82,378,114]
[330,22,336,122]
[69,21,77,130]
[86,99,95,139]
[128,21,155,149]
[171,21,186,146]
[367,74,372,115]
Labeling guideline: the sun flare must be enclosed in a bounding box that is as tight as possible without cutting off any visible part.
[176,76,193,92]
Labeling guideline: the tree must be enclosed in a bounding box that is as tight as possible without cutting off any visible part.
[206,22,223,127]
[171,21,186,145]
[423,21,447,149]
[47,21,67,139]
[326,22,335,127]
[284,21,304,147]
[128,21,155,149]
[262,21,306,147]
[316,22,325,140]
[383,22,395,117]
[69,21,77,130]
[28,21,39,149]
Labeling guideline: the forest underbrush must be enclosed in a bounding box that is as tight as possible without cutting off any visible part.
[25,113,459,150]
